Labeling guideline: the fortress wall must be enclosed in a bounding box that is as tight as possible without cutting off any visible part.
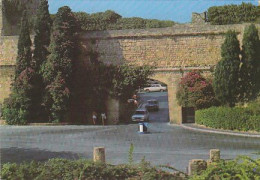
[0,23,259,104]
[0,36,18,66]
[0,36,18,103]
[80,24,252,67]
[0,66,14,103]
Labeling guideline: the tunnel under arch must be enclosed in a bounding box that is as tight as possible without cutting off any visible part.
[149,70,182,124]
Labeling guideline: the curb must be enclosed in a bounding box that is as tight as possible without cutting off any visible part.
[180,124,260,138]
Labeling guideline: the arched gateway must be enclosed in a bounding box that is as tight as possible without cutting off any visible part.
[1,11,258,123]
[149,67,211,124]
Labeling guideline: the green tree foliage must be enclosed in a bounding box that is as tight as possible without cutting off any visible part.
[111,17,146,29]
[240,24,260,101]
[31,0,52,121]
[74,10,122,31]
[2,13,39,124]
[213,30,241,107]
[2,68,39,125]
[176,71,219,110]
[2,0,25,25]
[2,0,36,33]
[42,6,77,122]
[15,12,33,77]
[33,0,52,73]
[73,11,174,31]
[208,3,260,25]
[110,65,152,101]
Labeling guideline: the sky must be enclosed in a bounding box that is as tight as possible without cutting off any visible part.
[48,0,258,23]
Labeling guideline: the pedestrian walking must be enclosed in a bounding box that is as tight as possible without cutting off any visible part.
[92,111,97,125]
[101,112,107,126]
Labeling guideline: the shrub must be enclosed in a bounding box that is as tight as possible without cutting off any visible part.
[207,3,259,25]
[195,104,260,132]
[190,156,260,179]
[0,158,182,180]
[74,11,175,31]
[176,70,219,110]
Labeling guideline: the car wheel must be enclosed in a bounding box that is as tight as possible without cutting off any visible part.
[145,89,150,93]
[160,89,164,92]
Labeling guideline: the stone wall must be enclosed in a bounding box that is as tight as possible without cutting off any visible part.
[0,66,14,103]
[0,0,3,35]
[191,12,207,24]
[80,24,253,68]
[0,36,18,103]
[1,23,259,123]
[0,36,18,65]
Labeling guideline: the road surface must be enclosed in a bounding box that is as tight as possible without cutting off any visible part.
[1,92,260,172]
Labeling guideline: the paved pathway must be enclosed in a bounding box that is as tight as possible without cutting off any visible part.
[1,92,260,172]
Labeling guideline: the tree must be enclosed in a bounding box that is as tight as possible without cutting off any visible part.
[240,24,260,101]
[176,70,219,109]
[43,6,77,122]
[213,30,241,107]
[2,12,38,124]
[30,0,53,121]
[33,0,52,73]
[15,11,32,77]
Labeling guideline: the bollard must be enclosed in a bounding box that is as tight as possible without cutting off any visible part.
[139,123,144,133]
[210,149,220,162]
[138,122,148,134]
[93,147,105,163]
[188,159,207,176]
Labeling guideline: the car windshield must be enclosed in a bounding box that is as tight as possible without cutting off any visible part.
[135,111,146,115]
[148,101,157,104]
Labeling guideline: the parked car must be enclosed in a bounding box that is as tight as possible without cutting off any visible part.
[143,84,167,92]
[145,99,159,111]
[131,108,149,122]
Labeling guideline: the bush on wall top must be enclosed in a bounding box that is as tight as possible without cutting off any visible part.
[207,3,260,25]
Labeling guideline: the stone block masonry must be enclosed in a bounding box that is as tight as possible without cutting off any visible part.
[0,36,19,66]
[0,66,14,103]
[1,23,260,123]
[80,24,254,68]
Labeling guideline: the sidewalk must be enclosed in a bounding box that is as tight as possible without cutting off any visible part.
[181,123,260,138]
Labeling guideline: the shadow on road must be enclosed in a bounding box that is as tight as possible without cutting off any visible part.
[0,147,86,165]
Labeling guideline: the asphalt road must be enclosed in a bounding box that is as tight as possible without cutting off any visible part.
[1,92,260,172]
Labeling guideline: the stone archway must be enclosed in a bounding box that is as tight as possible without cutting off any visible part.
[149,69,182,124]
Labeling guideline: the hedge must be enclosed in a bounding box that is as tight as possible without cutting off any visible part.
[195,106,260,132]
[74,11,175,31]
[207,3,260,25]
[0,158,185,180]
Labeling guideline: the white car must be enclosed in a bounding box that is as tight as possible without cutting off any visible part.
[143,84,167,92]
[131,109,149,122]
